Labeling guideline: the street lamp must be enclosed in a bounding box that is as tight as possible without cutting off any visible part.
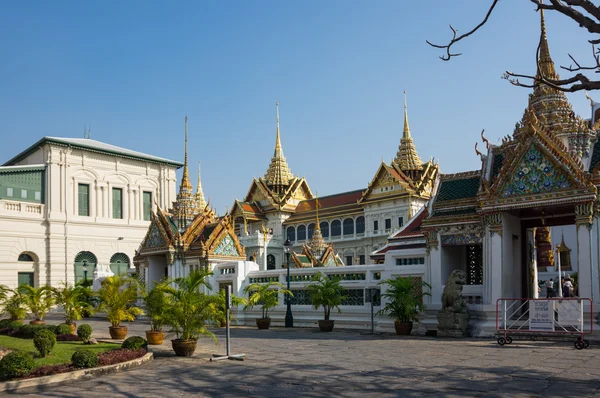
[83,260,88,282]
[284,238,294,327]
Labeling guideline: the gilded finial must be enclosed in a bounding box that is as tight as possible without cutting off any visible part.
[315,193,320,227]
[264,101,293,193]
[475,142,482,158]
[536,3,557,81]
[403,90,410,139]
[481,129,490,150]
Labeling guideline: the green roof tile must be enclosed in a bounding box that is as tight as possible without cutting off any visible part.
[589,140,600,172]
[436,177,480,202]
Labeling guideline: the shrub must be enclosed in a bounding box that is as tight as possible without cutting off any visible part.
[71,349,98,368]
[0,319,12,328]
[98,348,146,366]
[0,351,35,378]
[77,324,92,342]
[14,324,42,339]
[55,323,73,336]
[33,329,56,357]
[56,334,81,342]
[121,336,147,350]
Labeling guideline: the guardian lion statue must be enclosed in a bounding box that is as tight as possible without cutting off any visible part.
[441,270,468,314]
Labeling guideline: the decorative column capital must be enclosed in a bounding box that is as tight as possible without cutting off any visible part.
[575,202,594,230]
[484,212,503,237]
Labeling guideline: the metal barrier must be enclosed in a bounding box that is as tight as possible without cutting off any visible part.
[496,298,593,349]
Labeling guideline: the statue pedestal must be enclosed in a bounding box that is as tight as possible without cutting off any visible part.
[437,312,469,337]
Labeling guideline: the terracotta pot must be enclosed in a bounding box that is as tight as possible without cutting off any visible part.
[171,339,197,357]
[69,323,77,334]
[256,318,271,329]
[30,320,45,325]
[394,321,413,336]
[146,330,166,345]
[318,320,335,332]
[109,326,128,339]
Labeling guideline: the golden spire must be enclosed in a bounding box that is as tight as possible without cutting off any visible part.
[195,161,207,210]
[264,102,293,194]
[536,6,557,81]
[180,116,193,191]
[403,90,411,139]
[173,115,198,230]
[308,194,327,257]
[394,90,423,173]
[315,195,320,228]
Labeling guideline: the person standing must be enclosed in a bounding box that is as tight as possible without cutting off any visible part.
[563,278,573,298]
[546,278,555,298]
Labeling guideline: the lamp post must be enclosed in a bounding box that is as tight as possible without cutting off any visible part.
[83,260,88,282]
[284,238,293,327]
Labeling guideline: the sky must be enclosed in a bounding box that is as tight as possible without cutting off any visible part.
[0,1,596,214]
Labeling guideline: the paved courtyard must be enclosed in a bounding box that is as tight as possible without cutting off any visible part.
[9,314,600,397]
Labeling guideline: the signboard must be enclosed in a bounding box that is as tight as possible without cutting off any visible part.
[529,300,554,331]
[556,300,581,327]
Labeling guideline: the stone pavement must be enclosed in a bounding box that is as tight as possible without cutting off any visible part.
[8,314,600,397]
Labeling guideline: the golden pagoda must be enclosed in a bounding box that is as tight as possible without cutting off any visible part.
[264,102,294,196]
[172,116,200,230]
[307,196,327,258]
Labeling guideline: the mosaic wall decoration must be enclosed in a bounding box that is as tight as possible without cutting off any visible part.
[440,234,482,245]
[214,235,239,256]
[501,146,571,198]
[146,223,166,248]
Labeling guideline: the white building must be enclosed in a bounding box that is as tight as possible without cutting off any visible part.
[0,136,181,289]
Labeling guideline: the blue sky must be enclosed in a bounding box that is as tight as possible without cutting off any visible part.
[0,1,595,213]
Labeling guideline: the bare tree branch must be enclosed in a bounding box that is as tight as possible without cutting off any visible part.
[429,0,600,92]
[426,0,500,61]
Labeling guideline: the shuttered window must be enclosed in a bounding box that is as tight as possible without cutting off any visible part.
[143,191,152,221]
[112,188,123,219]
[78,184,89,216]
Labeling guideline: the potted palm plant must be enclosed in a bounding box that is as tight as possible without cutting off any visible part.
[52,283,89,333]
[97,275,143,339]
[377,276,431,335]
[75,279,97,318]
[306,273,345,332]
[143,280,171,345]
[161,269,218,356]
[18,285,54,325]
[244,281,292,329]
[211,288,246,327]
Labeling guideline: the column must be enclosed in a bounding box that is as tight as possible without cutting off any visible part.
[484,213,503,305]
[428,231,442,305]
[575,203,594,301]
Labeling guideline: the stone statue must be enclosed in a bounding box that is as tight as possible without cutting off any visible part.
[441,270,469,314]
[437,270,470,337]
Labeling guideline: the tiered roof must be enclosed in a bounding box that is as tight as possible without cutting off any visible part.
[263,103,294,195]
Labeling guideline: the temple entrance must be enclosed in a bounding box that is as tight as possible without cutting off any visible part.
[512,205,577,299]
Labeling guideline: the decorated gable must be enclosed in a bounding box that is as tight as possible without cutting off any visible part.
[145,222,167,249]
[500,145,573,198]
[213,234,240,257]
[324,255,337,267]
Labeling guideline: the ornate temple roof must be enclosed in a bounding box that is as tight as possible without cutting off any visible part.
[306,197,328,257]
[394,91,423,172]
[435,171,481,202]
[284,189,364,224]
[513,9,595,159]
[263,102,294,195]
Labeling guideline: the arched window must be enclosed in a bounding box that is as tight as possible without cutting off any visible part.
[356,216,365,234]
[110,253,130,276]
[297,225,307,241]
[74,251,98,284]
[286,226,296,242]
[320,221,329,238]
[308,223,315,239]
[343,218,354,236]
[331,220,341,237]
[267,254,276,270]
[18,253,34,262]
